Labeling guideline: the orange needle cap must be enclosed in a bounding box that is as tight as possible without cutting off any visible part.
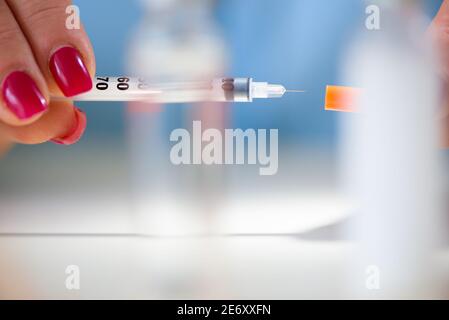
[325,85,361,112]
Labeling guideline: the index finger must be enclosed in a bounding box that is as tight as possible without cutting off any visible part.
[0,0,49,126]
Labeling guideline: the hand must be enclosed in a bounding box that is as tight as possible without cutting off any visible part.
[0,0,95,152]
[430,0,449,146]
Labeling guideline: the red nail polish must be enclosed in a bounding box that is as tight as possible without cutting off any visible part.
[51,108,87,145]
[2,71,48,120]
[49,47,93,97]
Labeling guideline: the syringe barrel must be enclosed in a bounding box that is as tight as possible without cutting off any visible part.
[70,76,254,103]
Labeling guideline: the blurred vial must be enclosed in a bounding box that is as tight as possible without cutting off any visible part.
[340,0,445,299]
[126,0,228,236]
[128,0,226,81]
[125,0,230,299]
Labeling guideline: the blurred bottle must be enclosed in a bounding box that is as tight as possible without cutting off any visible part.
[126,0,228,235]
[340,0,445,298]
[126,0,229,299]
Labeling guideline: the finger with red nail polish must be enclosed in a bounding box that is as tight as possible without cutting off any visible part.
[0,1,49,126]
[2,71,48,120]
[49,47,93,97]
[0,101,86,146]
[51,107,87,145]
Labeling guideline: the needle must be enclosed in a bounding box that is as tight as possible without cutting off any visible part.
[286,89,306,93]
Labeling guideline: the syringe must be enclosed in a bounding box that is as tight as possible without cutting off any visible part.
[65,77,304,103]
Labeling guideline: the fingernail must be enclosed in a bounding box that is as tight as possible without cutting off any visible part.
[49,46,92,97]
[51,108,87,145]
[2,71,48,120]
